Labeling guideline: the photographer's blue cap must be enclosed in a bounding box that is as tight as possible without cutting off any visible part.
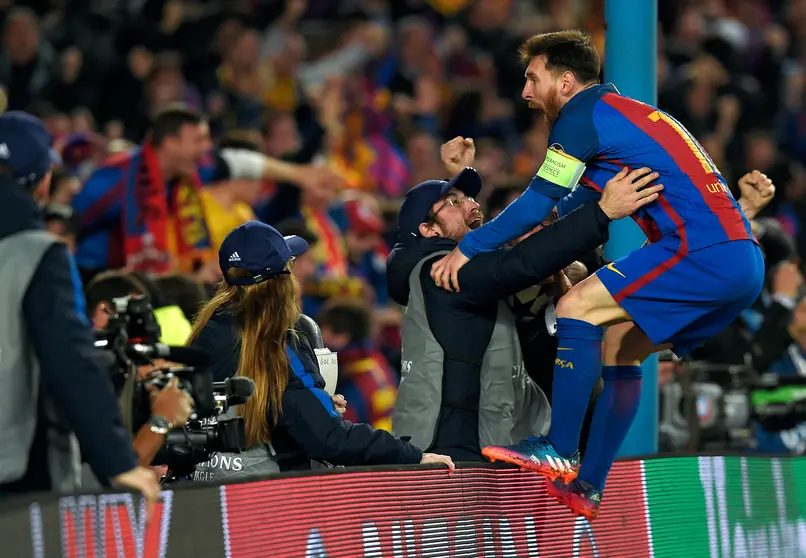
[0,111,60,188]
[397,167,482,239]
[219,221,309,286]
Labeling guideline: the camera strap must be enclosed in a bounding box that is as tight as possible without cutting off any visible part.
[117,365,137,435]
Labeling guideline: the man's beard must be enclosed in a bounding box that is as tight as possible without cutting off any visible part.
[543,88,563,122]
[436,213,484,242]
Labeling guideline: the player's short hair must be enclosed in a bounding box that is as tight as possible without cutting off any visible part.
[149,105,206,146]
[519,30,600,84]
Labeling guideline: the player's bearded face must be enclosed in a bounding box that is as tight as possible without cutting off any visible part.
[542,85,563,120]
[523,56,564,120]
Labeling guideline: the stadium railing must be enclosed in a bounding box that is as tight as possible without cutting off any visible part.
[2,454,804,557]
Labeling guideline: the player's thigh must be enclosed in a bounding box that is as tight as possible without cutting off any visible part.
[555,273,632,327]
[603,322,672,366]
[669,274,763,356]
[602,239,763,350]
[596,239,709,347]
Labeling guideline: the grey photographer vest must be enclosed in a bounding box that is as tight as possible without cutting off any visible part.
[392,252,551,452]
[0,231,81,490]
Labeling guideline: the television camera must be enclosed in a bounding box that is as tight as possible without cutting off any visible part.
[93,294,254,474]
[659,353,806,453]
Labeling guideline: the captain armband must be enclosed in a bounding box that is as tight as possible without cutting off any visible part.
[536,147,587,190]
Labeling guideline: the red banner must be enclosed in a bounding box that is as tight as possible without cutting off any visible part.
[222,463,652,557]
[59,492,174,558]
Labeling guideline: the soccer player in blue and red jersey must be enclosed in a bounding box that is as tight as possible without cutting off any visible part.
[431,30,775,519]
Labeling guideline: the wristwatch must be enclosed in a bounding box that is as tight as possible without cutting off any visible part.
[148,415,172,435]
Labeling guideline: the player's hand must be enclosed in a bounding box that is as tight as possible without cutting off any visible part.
[332,394,347,415]
[150,377,194,426]
[737,170,775,219]
[420,452,456,472]
[441,136,476,176]
[430,247,470,292]
[598,167,664,220]
[112,466,161,521]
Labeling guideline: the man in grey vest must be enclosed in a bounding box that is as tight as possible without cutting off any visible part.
[0,111,158,505]
[388,140,663,461]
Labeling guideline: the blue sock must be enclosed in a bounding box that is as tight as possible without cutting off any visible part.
[547,318,604,458]
[578,365,643,492]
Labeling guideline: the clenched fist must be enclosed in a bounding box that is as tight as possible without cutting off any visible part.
[737,170,776,220]
[441,136,476,176]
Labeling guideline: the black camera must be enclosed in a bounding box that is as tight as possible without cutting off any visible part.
[92,294,254,475]
[151,373,255,480]
[94,294,215,417]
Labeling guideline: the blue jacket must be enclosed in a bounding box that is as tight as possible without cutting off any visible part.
[191,310,422,469]
[0,178,136,493]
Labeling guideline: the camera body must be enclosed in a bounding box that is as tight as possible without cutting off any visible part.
[93,294,253,475]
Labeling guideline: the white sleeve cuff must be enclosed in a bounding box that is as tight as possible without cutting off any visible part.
[772,293,797,310]
[219,148,266,180]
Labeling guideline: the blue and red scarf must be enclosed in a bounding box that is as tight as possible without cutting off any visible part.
[123,143,213,274]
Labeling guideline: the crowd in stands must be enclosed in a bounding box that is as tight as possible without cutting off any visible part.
[4,0,806,451]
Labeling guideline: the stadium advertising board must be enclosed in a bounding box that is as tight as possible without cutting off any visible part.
[2,457,804,557]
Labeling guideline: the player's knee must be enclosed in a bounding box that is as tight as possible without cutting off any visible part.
[604,347,643,367]
[555,286,589,320]
[603,327,657,365]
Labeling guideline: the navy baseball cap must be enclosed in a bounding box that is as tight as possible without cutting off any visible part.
[219,221,309,286]
[0,111,59,189]
[397,167,483,239]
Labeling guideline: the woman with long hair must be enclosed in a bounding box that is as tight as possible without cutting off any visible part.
[189,221,453,474]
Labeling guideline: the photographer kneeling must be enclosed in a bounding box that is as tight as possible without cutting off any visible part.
[188,222,453,477]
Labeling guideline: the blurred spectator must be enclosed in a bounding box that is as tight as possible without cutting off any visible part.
[48,165,81,206]
[751,292,806,455]
[275,217,321,309]
[59,132,109,183]
[72,105,337,282]
[200,137,262,251]
[318,298,398,432]
[129,271,193,346]
[84,270,147,330]
[43,203,79,253]
[0,7,57,111]
[153,273,208,323]
[341,195,390,304]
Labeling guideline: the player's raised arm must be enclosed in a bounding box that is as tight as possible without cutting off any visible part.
[432,122,599,292]
[431,29,607,292]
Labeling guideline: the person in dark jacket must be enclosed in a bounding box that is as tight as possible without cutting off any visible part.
[387,138,663,461]
[0,111,158,504]
[189,221,454,474]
